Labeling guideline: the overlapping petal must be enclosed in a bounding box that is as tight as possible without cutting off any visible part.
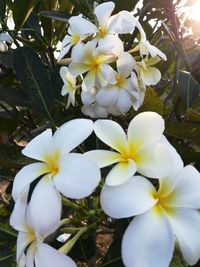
[35,242,76,267]
[52,118,93,155]
[53,153,100,199]
[117,52,135,78]
[12,162,46,201]
[94,1,115,28]
[122,209,174,267]
[22,129,53,161]
[94,119,128,155]
[166,208,200,265]
[84,150,122,168]
[29,176,61,236]
[101,176,157,218]
[106,160,137,186]
[135,142,172,178]
[127,111,164,152]
[164,166,200,208]
[69,15,97,35]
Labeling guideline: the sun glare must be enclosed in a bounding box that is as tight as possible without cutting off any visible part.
[187,0,200,21]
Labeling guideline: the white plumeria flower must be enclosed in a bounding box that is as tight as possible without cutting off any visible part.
[85,112,172,186]
[69,42,115,92]
[96,52,136,113]
[130,72,146,111]
[60,66,79,109]
[69,1,136,56]
[10,188,76,267]
[101,151,200,267]
[137,56,162,86]
[12,119,101,234]
[131,21,167,60]
[58,14,97,60]
[0,32,13,52]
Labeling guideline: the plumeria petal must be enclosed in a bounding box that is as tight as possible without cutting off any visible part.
[98,34,124,56]
[69,15,97,35]
[69,63,90,76]
[71,42,86,63]
[84,150,122,168]
[122,209,174,267]
[100,176,157,218]
[82,70,96,92]
[116,90,132,113]
[106,160,137,186]
[16,232,33,264]
[53,118,93,155]
[135,142,172,178]
[35,242,76,267]
[96,87,118,107]
[108,10,136,34]
[94,2,115,28]
[26,243,35,267]
[94,119,128,155]
[117,52,135,78]
[22,129,53,161]
[10,186,29,232]
[81,90,96,105]
[29,176,61,236]
[53,153,100,199]
[166,208,200,265]
[12,163,47,201]
[127,111,164,154]
[141,66,161,86]
[165,166,200,208]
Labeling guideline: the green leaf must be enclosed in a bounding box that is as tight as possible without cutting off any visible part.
[166,122,200,144]
[0,144,32,168]
[0,116,18,134]
[0,0,6,21]
[40,11,70,22]
[11,0,41,30]
[0,86,30,107]
[178,70,200,108]
[13,47,54,122]
[139,87,164,115]
[170,250,188,267]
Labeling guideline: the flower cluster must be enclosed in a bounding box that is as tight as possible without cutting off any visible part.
[10,111,200,267]
[58,1,166,118]
[10,119,101,266]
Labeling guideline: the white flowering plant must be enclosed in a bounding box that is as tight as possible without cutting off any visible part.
[1,1,200,267]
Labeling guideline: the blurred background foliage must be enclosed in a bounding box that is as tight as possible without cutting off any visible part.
[0,0,200,266]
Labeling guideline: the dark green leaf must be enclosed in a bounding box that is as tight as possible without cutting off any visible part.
[0,144,32,168]
[178,70,200,108]
[139,87,164,115]
[13,47,54,120]
[0,116,18,134]
[166,122,200,144]
[40,11,70,22]
[0,0,6,21]
[0,87,30,107]
[12,0,41,29]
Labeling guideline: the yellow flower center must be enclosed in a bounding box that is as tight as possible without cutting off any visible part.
[152,190,176,216]
[42,151,60,176]
[115,74,125,87]
[71,33,80,45]
[98,26,107,38]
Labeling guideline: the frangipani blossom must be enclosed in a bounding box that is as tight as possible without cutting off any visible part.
[12,119,101,234]
[60,66,79,108]
[96,52,136,113]
[58,14,96,60]
[68,1,136,56]
[137,56,162,86]
[10,188,76,267]
[69,42,115,92]
[130,21,167,60]
[85,112,172,186]
[101,157,200,267]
